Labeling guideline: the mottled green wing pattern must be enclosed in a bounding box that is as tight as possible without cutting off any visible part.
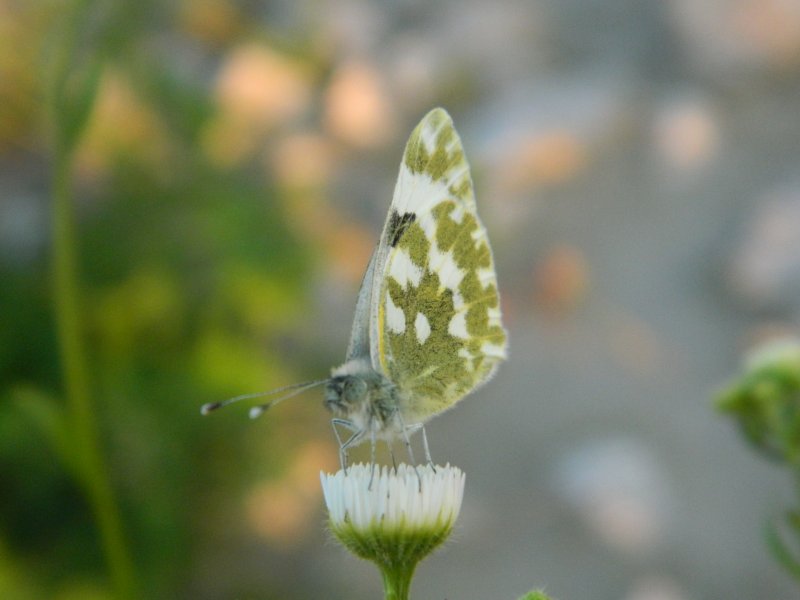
[373,108,507,423]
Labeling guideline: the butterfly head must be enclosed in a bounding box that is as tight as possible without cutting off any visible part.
[323,375,368,417]
[325,359,401,432]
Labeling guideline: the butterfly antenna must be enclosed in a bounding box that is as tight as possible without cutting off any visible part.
[200,379,328,416]
[248,379,329,419]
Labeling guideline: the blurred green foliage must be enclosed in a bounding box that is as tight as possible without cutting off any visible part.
[717,341,800,465]
[717,339,800,581]
[517,591,554,600]
[1,1,323,598]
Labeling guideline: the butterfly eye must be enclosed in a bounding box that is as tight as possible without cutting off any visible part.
[343,377,367,403]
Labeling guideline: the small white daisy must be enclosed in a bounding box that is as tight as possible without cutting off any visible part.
[320,463,465,599]
[321,463,465,533]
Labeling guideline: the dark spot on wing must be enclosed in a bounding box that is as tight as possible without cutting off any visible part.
[388,210,416,247]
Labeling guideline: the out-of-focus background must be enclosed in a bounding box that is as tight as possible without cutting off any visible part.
[3,1,800,598]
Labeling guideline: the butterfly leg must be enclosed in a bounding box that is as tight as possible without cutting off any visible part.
[330,418,349,463]
[395,412,417,465]
[419,425,435,471]
[395,411,423,489]
[368,428,377,489]
[331,418,363,470]
[401,422,436,472]
[340,430,366,470]
[389,444,397,470]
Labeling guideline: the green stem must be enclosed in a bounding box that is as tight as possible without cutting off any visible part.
[52,151,136,599]
[379,563,416,600]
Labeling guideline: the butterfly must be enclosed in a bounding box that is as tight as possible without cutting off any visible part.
[203,108,507,467]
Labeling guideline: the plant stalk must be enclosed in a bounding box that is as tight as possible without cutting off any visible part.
[52,151,136,599]
[380,563,415,600]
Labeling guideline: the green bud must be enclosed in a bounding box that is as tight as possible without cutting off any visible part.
[717,338,800,464]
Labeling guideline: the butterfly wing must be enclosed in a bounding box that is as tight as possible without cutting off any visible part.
[369,108,507,423]
[345,249,378,362]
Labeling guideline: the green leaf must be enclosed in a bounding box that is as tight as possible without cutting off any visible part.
[53,58,104,158]
[0,537,41,600]
[45,0,107,159]
[765,515,800,581]
[8,386,80,479]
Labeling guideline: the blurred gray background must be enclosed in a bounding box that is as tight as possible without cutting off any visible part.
[4,0,800,598]
[297,1,800,598]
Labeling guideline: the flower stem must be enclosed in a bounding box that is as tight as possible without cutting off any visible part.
[47,0,137,594]
[380,563,416,600]
[51,98,136,600]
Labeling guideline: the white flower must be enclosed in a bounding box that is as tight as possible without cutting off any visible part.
[320,463,465,591]
[321,463,465,532]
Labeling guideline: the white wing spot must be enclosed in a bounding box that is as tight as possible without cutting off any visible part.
[452,287,465,312]
[434,249,465,291]
[389,248,422,287]
[420,120,445,154]
[415,312,431,344]
[450,203,465,223]
[448,312,469,338]
[478,267,495,285]
[471,227,487,241]
[418,210,437,242]
[385,292,405,333]
[481,341,507,359]
[458,347,474,371]
[391,165,454,217]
